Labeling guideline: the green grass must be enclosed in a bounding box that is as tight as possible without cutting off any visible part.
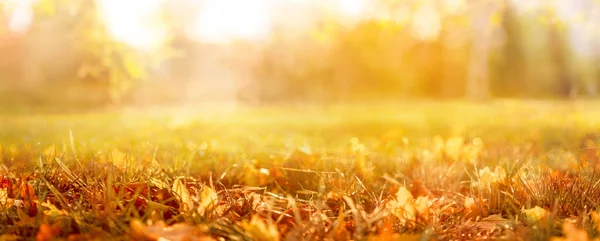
[1,100,600,240]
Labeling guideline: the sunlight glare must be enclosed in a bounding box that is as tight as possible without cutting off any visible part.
[442,0,465,15]
[98,0,166,50]
[4,0,35,33]
[337,0,367,17]
[193,0,273,43]
[411,3,442,41]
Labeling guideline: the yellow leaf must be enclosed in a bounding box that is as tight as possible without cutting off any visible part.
[241,215,280,241]
[41,200,68,217]
[0,187,11,207]
[395,186,414,206]
[550,222,589,241]
[198,185,218,215]
[386,187,416,224]
[149,178,169,190]
[111,148,132,170]
[591,211,600,232]
[522,206,549,223]
[414,196,430,217]
[172,178,193,212]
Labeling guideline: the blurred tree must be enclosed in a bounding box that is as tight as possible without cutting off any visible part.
[465,0,505,100]
[491,1,526,97]
[0,0,148,104]
[64,0,146,104]
[547,19,575,97]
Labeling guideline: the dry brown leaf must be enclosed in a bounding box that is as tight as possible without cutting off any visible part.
[20,181,37,202]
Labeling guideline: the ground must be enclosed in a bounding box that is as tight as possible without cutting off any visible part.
[1,100,600,240]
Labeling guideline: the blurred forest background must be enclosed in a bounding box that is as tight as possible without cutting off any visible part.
[0,0,599,109]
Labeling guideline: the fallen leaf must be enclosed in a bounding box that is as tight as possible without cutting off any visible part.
[0,234,20,241]
[464,197,487,218]
[36,223,61,241]
[591,211,600,232]
[550,222,589,241]
[0,187,11,207]
[476,214,510,231]
[241,215,280,241]
[41,200,68,217]
[172,178,193,212]
[386,186,431,225]
[522,206,549,223]
[197,185,218,215]
[130,219,214,241]
[20,181,37,202]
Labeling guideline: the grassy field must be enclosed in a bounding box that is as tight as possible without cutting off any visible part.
[2,100,600,240]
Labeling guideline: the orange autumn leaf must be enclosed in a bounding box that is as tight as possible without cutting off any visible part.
[329,209,351,241]
[36,223,61,241]
[20,182,37,202]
